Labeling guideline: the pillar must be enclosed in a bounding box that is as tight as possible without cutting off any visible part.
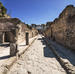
[26,32,29,45]
[32,32,33,37]
[0,32,4,43]
[2,32,5,43]
[10,29,18,56]
[10,43,18,56]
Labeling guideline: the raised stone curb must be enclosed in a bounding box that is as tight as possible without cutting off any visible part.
[42,35,75,74]
[2,37,37,74]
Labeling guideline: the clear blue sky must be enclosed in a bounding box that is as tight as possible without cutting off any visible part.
[0,0,75,25]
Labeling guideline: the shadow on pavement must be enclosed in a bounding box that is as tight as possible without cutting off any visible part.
[38,36,75,66]
[0,55,11,60]
[19,45,26,47]
[0,43,10,47]
[38,38,56,58]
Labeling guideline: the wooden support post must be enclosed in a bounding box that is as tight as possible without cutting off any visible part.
[26,32,29,45]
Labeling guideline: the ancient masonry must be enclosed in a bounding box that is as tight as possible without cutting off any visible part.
[0,2,38,56]
[0,18,38,55]
[0,18,38,43]
[44,5,75,50]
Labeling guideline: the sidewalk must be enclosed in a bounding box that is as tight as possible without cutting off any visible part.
[0,36,37,74]
[44,36,75,74]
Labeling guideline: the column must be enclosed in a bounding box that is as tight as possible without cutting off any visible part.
[26,32,29,45]
[10,29,18,56]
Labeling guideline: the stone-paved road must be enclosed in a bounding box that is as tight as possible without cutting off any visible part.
[0,36,36,74]
[7,35,66,74]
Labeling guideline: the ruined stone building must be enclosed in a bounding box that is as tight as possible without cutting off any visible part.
[0,18,26,44]
[44,5,75,50]
[0,2,38,45]
[0,18,38,44]
[41,24,46,31]
[31,24,36,29]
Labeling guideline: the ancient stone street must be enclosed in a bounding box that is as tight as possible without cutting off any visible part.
[0,1,75,74]
[7,35,66,74]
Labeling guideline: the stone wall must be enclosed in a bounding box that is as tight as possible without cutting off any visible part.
[0,18,38,44]
[18,24,38,43]
[28,28,38,38]
[17,23,27,43]
[44,5,75,50]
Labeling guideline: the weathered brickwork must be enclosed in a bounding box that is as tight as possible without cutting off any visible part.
[44,5,75,50]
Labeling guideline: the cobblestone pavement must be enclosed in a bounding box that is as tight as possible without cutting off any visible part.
[7,35,66,74]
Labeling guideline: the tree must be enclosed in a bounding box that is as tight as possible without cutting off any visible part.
[1,6,7,16]
[0,2,3,7]
[0,2,7,17]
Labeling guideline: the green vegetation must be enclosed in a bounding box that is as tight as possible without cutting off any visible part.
[0,2,7,17]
